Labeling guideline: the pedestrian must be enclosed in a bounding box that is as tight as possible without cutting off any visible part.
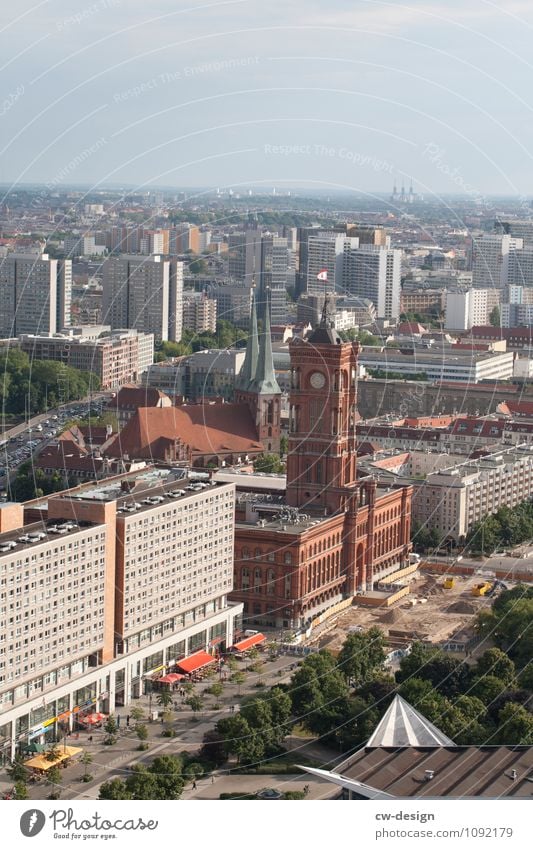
[192,780,197,790]
[116,715,121,729]
[211,775,215,784]
[88,735,93,743]
[126,715,130,727]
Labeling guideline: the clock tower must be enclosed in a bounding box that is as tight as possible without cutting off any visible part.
[286,301,359,514]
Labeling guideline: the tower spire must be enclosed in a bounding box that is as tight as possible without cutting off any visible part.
[236,289,259,390]
[251,288,281,394]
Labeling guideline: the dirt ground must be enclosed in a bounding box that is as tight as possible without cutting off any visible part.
[309,571,505,655]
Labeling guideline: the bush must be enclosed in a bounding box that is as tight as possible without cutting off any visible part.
[137,743,150,751]
[161,729,176,738]
[81,774,93,783]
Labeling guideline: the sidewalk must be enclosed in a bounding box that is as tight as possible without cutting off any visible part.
[1,653,304,801]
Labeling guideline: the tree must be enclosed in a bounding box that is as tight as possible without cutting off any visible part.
[103,714,118,745]
[123,765,160,800]
[497,702,533,745]
[253,454,285,474]
[14,781,28,799]
[489,306,501,327]
[231,671,246,695]
[475,648,516,685]
[45,744,62,762]
[264,687,292,745]
[207,681,223,698]
[148,755,185,799]
[337,628,386,684]
[240,698,274,748]
[216,714,262,763]
[157,689,174,709]
[398,676,434,705]
[7,755,29,784]
[188,256,208,275]
[186,695,204,715]
[130,705,145,726]
[46,764,62,799]
[280,435,288,457]
[200,729,227,766]
[136,723,149,749]
[99,778,132,800]
[80,751,93,782]
[470,675,507,705]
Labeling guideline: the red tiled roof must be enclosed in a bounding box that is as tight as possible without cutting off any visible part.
[107,404,264,460]
[498,400,533,417]
[108,385,170,410]
[397,322,426,334]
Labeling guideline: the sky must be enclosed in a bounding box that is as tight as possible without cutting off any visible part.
[1,0,533,198]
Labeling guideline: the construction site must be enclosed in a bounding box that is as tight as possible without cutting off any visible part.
[309,566,511,658]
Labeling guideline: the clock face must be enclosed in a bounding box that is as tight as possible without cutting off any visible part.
[310,371,326,389]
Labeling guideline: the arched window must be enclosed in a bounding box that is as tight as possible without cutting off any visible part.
[242,547,250,559]
[267,568,276,595]
[284,552,292,565]
[241,567,250,589]
[255,547,262,558]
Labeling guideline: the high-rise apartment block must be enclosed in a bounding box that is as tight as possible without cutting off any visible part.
[444,289,500,330]
[102,255,183,342]
[342,244,401,319]
[306,233,347,295]
[0,471,241,761]
[228,230,262,286]
[472,234,522,288]
[260,235,295,323]
[182,291,217,334]
[0,254,72,337]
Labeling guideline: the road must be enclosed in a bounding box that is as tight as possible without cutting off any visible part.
[0,393,110,493]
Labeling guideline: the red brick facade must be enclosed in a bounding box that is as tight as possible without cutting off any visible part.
[231,318,413,629]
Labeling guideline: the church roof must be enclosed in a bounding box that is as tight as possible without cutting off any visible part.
[366,695,455,748]
[235,291,259,391]
[250,289,281,395]
[106,404,264,460]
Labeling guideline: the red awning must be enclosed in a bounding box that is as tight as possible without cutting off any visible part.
[157,673,185,685]
[232,633,266,652]
[176,651,216,674]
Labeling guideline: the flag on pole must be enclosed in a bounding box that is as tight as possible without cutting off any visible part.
[316,269,328,281]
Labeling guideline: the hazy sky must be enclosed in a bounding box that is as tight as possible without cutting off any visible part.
[2,0,533,198]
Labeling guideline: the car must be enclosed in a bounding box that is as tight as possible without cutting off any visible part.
[27,532,46,542]
[51,415,58,421]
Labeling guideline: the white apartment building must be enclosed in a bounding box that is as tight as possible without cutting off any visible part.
[444,289,499,330]
[472,234,522,288]
[306,234,347,295]
[0,469,242,761]
[102,255,183,342]
[0,254,72,337]
[411,446,533,542]
[342,244,401,319]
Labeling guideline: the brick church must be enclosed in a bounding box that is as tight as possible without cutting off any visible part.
[231,300,413,630]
